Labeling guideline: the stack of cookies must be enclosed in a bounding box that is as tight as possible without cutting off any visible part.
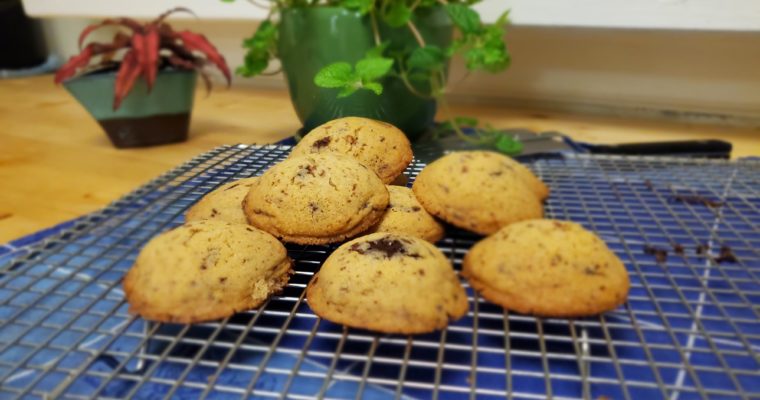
[124,116,629,332]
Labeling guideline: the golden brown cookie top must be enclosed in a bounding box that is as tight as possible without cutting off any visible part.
[412,151,543,235]
[306,232,468,334]
[123,220,292,323]
[290,117,413,184]
[463,219,630,317]
[243,153,389,244]
[185,177,258,224]
[367,185,444,242]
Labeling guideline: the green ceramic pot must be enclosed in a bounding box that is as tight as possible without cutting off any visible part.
[278,6,452,141]
[63,69,196,148]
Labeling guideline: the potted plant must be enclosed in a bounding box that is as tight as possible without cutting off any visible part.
[54,8,231,148]
[234,0,520,153]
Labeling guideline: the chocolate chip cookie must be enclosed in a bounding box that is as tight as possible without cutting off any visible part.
[185,177,258,224]
[306,232,468,334]
[366,185,444,242]
[124,220,293,323]
[412,151,544,235]
[243,153,389,245]
[289,117,413,184]
[462,219,630,317]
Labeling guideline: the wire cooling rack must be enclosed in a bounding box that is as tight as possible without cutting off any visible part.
[1,145,758,400]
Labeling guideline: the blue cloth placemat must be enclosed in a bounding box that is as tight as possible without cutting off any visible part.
[1,145,758,400]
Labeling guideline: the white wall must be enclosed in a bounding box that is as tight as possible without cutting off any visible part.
[39,18,760,127]
[24,0,760,31]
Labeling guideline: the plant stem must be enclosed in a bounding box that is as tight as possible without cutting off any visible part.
[432,76,481,144]
[370,10,381,46]
[407,21,426,48]
[398,70,433,99]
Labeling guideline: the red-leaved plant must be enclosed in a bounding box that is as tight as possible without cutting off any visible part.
[54,8,231,110]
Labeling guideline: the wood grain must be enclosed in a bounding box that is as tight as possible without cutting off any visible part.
[0,75,757,243]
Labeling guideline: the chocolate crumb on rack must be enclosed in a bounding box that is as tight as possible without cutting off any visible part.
[669,194,724,208]
[716,245,738,264]
[672,243,685,256]
[643,244,668,263]
[696,243,710,255]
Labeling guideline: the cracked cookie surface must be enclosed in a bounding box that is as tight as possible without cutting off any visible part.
[185,177,258,224]
[463,219,630,317]
[289,117,413,184]
[306,232,468,334]
[124,220,292,323]
[412,151,545,235]
[366,185,444,242]
[243,153,389,244]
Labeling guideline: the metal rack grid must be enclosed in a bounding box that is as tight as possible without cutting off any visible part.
[1,144,758,400]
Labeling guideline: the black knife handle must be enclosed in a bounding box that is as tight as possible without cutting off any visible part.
[586,140,732,158]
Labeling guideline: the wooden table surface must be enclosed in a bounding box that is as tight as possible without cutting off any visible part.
[1,75,758,243]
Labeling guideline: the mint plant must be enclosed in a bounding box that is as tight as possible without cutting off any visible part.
[229,0,521,155]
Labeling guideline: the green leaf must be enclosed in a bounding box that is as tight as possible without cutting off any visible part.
[242,20,277,50]
[355,57,394,82]
[314,62,355,88]
[238,19,278,77]
[445,3,481,34]
[237,50,269,77]
[363,82,383,95]
[365,41,390,59]
[338,85,359,98]
[340,0,374,14]
[407,46,445,71]
[494,133,523,156]
[383,2,412,28]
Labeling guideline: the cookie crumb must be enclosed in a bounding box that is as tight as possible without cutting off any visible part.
[672,243,685,255]
[696,244,710,255]
[716,245,738,264]
[670,194,723,208]
[643,245,668,263]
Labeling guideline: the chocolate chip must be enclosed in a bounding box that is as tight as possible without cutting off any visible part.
[583,265,605,276]
[716,245,738,264]
[297,164,318,178]
[411,206,421,212]
[349,238,421,259]
[313,136,331,149]
[696,244,709,255]
[672,243,685,255]
[489,171,503,177]
[309,202,319,213]
[643,245,668,263]
[211,208,219,216]
[670,194,723,208]
[418,269,425,276]
[219,277,227,283]
[461,166,469,173]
